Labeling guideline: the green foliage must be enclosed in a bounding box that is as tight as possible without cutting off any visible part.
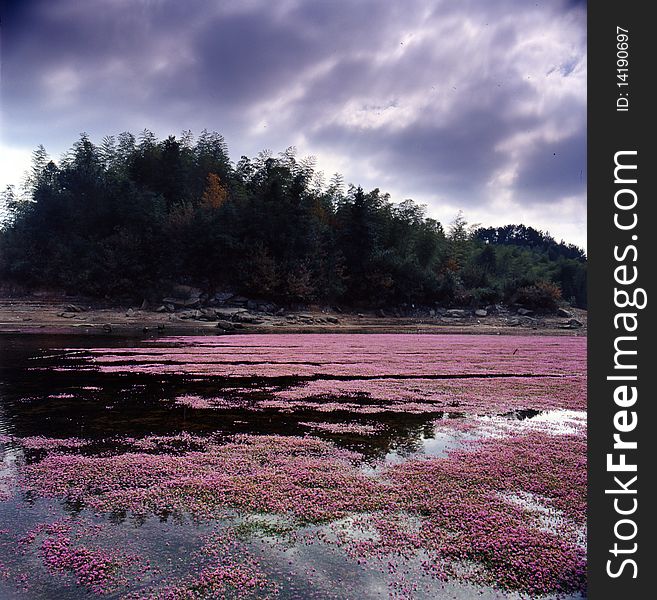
[512,281,563,311]
[0,132,587,308]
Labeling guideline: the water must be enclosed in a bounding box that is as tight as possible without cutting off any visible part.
[0,333,587,599]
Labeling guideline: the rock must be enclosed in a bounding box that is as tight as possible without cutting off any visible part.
[125,308,135,317]
[233,313,263,324]
[475,309,488,317]
[65,304,84,313]
[171,285,202,299]
[506,318,521,326]
[59,312,76,318]
[199,309,218,321]
[215,307,247,317]
[357,313,365,318]
[568,318,583,328]
[230,296,249,306]
[214,292,234,303]
[216,320,235,331]
[179,309,202,320]
[162,297,201,308]
[326,316,339,324]
[428,309,436,317]
[102,323,112,333]
[276,308,286,316]
[142,326,150,333]
[517,308,534,316]
[445,309,467,318]
[155,305,167,313]
[557,308,573,318]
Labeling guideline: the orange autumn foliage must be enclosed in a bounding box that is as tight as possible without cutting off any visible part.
[201,173,228,209]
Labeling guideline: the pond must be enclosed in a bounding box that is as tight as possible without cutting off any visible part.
[0,333,587,599]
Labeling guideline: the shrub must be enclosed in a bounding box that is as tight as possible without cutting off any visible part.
[513,281,562,311]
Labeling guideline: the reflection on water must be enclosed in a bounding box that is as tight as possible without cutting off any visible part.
[0,334,587,599]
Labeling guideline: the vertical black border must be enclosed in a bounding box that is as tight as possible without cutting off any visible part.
[588,2,655,598]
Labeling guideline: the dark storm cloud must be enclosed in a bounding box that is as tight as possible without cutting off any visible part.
[1,0,586,244]
[513,126,587,198]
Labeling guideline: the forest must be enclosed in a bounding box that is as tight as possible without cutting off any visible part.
[0,131,587,309]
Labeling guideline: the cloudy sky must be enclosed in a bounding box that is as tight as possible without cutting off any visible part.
[1,0,586,248]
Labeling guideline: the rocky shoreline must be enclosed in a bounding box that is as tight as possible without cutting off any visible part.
[0,287,587,336]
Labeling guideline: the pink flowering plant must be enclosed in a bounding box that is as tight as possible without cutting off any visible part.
[0,334,586,597]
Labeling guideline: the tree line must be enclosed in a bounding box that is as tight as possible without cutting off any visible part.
[0,131,587,309]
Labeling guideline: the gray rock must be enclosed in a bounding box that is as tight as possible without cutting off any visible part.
[155,305,167,313]
[475,309,488,317]
[162,297,201,308]
[125,308,135,317]
[568,318,583,328]
[326,316,339,324]
[59,312,76,318]
[179,309,202,320]
[445,309,467,318]
[212,292,232,304]
[102,323,112,333]
[199,309,218,321]
[216,320,235,331]
[557,308,573,318]
[233,313,263,324]
[215,307,246,317]
[171,285,202,299]
[517,308,534,316]
[506,318,521,326]
[65,304,84,313]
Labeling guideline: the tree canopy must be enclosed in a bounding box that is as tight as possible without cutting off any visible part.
[0,131,587,308]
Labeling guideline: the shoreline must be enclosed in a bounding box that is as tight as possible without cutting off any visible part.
[0,297,587,337]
